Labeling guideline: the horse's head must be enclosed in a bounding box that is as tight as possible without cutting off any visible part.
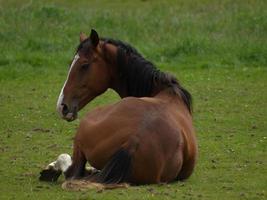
[57,29,115,121]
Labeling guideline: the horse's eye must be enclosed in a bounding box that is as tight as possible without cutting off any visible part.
[81,63,90,70]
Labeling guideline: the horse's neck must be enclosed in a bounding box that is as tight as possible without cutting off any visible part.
[109,67,172,98]
[110,79,128,98]
[106,42,175,98]
[106,43,192,113]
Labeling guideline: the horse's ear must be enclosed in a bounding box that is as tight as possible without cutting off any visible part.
[80,32,87,43]
[90,29,99,47]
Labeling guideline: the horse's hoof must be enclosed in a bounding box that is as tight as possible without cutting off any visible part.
[39,168,62,182]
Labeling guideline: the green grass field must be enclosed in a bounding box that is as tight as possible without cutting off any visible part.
[0,0,266,199]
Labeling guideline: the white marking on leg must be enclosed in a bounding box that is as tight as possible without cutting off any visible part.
[55,154,72,172]
[57,54,80,118]
[47,154,72,172]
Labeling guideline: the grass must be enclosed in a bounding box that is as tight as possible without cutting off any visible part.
[0,0,266,199]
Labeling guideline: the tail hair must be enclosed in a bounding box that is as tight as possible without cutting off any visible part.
[94,148,132,184]
[62,148,132,191]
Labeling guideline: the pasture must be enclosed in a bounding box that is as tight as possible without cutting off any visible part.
[0,0,266,199]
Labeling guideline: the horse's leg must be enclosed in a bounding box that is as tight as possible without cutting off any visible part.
[129,128,185,183]
[177,131,197,180]
[64,143,87,180]
[161,148,183,182]
[176,155,196,180]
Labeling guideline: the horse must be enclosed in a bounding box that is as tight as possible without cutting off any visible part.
[40,29,197,189]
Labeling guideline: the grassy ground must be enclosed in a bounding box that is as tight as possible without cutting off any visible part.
[0,0,266,199]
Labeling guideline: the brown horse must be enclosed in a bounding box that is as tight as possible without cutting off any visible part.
[40,29,197,188]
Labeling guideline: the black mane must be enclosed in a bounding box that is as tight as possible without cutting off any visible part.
[103,38,192,113]
[77,37,192,113]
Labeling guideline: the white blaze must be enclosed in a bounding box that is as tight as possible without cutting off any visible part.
[57,54,80,117]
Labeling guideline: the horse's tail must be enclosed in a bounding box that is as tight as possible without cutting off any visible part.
[62,148,132,191]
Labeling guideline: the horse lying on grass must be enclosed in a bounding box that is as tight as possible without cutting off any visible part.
[40,29,198,191]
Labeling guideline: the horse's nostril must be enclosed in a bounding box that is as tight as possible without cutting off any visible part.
[62,104,69,116]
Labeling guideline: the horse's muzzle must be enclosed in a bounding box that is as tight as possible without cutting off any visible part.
[57,103,78,122]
